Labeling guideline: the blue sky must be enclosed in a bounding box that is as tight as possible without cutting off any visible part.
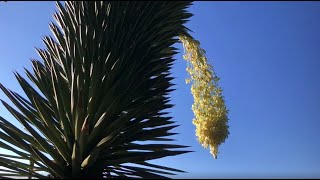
[0,1,320,179]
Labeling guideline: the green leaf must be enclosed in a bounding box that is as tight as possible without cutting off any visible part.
[81,147,100,168]
[71,142,81,177]
[30,145,66,178]
[0,1,194,178]
[1,100,67,167]
[0,157,47,179]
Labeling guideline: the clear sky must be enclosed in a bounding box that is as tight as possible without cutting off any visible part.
[0,1,320,179]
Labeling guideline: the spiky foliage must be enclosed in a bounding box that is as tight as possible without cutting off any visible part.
[0,1,193,178]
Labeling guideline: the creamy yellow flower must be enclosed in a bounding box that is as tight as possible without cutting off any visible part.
[179,35,229,159]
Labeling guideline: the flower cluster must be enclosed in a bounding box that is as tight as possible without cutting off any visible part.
[179,35,229,159]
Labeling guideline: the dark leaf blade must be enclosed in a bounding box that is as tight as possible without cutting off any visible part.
[0,158,47,179]
[0,100,67,168]
[0,1,194,178]
[30,145,66,178]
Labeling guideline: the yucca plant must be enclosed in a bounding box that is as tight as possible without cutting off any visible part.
[0,1,195,178]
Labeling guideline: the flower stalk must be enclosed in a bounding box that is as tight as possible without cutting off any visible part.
[179,35,229,159]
